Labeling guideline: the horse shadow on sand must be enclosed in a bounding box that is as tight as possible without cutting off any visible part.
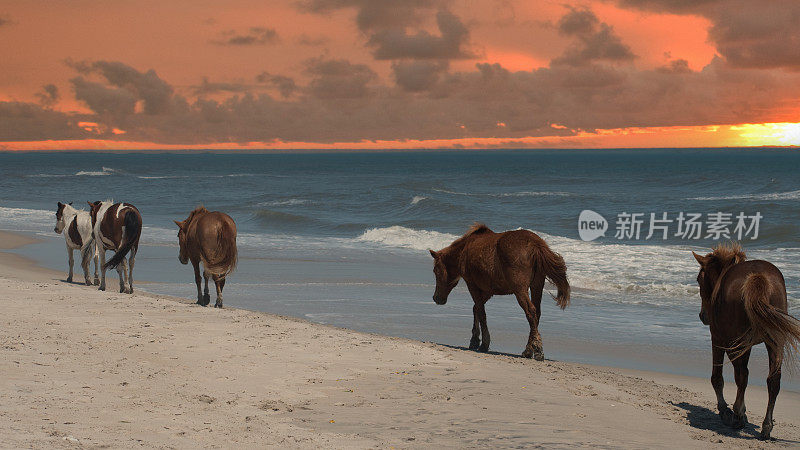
[671,401,798,445]
[437,343,554,361]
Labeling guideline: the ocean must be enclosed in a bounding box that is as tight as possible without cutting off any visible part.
[1,149,798,388]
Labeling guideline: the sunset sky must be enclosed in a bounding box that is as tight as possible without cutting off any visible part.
[1,0,799,150]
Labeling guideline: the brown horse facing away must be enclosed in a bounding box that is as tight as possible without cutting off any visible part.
[429,224,570,361]
[175,207,237,308]
[693,243,800,440]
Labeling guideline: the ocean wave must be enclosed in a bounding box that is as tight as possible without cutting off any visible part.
[410,196,428,206]
[75,166,119,177]
[688,189,800,201]
[356,226,459,251]
[258,199,312,207]
[138,175,190,179]
[432,188,573,198]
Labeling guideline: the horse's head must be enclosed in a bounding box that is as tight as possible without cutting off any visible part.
[54,201,70,233]
[173,219,189,265]
[429,249,459,305]
[693,243,746,325]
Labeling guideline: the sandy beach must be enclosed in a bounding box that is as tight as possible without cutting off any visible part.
[1,230,799,448]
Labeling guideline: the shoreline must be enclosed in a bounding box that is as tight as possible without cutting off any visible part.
[2,230,800,447]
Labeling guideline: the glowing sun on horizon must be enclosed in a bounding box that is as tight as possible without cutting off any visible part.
[735,123,800,146]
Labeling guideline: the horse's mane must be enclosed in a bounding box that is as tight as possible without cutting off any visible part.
[445,223,492,250]
[709,241,746,268]
[185,205,209,224]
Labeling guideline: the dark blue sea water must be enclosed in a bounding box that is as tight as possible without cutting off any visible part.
[1,149,798,388]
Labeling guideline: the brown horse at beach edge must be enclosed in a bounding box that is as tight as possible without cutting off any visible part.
[430,224,570,361]
[693,242,800,440]
[175,206,238,308]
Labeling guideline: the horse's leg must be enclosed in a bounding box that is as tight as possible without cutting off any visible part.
[212,274,224,308]
[116,258,128,293]
[529,272,546,361]
[67,245,74,283]
[712,344,733,424]
[467,285,487,350]
[202,270,211,306]
[81,245,92,285]
[514,290,541,360]
[126,247,136,294]
[476,298,491,352]
[98,247,107,291]
[761,344,783,440]
[729,348,751,429]
[192,261,203,305]
[92,242,100,285]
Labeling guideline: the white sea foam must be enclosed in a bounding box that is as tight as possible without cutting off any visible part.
[258,199,312,207]
[0,206,56,231]
[410,196,428,206]
[75,167,118,177]
[432,188,573,198]
[688,189,800,201]
[356,226,459,251]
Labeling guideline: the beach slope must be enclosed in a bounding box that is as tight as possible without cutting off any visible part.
[1,236,798,448]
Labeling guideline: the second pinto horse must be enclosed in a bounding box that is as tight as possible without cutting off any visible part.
[430,224,570,360]
[88,200,142,294]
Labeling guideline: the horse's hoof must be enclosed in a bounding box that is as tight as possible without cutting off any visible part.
[731,413,747,429]
[67,277,73,283]
[98,285,106,291]
[478,344,489,353]
[85,279,92,286]
[93,279,100,286]
[214,303,223,309]
[760,421,773,441]
[468,338,480,350]
[521,349,533,359]
[534,351,545,361]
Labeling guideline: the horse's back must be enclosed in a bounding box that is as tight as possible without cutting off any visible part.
[722,260,787,309]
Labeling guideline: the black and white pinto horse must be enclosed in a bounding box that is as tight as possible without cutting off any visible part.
[88,200,142,293]
[54,202,99,285]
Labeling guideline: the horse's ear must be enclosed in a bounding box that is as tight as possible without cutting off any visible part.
[174,220,184,229]
[692,251,709,266]
[429,249,438,259]
[68,202,72,205]
[57,201,63,208]
[87,201,93,207]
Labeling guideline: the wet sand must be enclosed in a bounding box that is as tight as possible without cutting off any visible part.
[1,230,799,448]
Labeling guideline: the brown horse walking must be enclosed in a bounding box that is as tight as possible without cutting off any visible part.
[693,243,800,440]
[175,207,237,308]
[429,224,570,360]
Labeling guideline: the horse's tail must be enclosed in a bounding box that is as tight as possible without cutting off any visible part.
[740,272,800,372]
[104,210,141,270]
[204,223,237,278]
[535,244,570,309]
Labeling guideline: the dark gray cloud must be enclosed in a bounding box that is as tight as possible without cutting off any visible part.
[256,72,298,98]
[392,60,448,92]
[613,0,800,70]
[0,101,87,141]
[369,10,474,60]
[299,0,475,61]
[71,76,138,116]
[552,8,636,66]
[298,0,438,31]
[35,84,60,108]
[68,60,175,114]
[304,57,377,99]
[42,52,800,146]
[195,78,253,95]
[0,14,14,27]
[212,27,279,46]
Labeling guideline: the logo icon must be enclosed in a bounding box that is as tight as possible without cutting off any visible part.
[578,210,607,241]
